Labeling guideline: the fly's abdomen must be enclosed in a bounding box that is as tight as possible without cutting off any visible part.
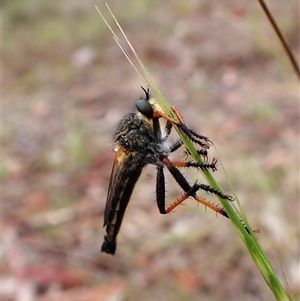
[102,159,144,255]
[101,233,117,254]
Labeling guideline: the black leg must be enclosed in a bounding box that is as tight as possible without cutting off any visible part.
[169,140,183,153]
[162,120,172,141]
[156,165,166,214]
[166,165,192,193]
[152,117,162,142]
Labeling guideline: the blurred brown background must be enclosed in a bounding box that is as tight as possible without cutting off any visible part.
[3,1,299,300]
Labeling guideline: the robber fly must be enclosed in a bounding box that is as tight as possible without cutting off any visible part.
[101,87,233,255]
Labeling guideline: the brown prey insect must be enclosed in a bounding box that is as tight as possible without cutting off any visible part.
[102,87,233,255]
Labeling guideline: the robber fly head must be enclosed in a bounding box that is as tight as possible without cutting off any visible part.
[135,86,155,120]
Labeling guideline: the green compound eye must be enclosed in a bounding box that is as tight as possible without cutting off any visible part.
[136,98,153,118]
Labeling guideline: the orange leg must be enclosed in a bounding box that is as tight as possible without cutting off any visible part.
[162,157,218,172]
[165,187,228,218]
[171,107,185,124]
[152,110,181,126]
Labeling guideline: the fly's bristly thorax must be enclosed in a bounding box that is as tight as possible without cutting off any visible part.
[114,113,153,153]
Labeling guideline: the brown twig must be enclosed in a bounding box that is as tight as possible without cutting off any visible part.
[257,0,300,80]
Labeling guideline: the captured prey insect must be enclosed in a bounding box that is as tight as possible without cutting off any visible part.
[101,87,233,255]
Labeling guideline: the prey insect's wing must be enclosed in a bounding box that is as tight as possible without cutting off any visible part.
[103,146,126,227]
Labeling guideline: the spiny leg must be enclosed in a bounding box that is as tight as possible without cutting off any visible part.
[153,117,173,143]
[169,138,209,161]
[162,120,173,141]
[155,162,193,214]
[171,107,212,146]
[156,164,166,214]
[152,108,212,150]
[162,157,219,173]
[165,185,251,233]
[154,158,252,233]
[160,166,230,218]
[192,182,234,201]
[165,184,229,218]
[165,163,232,203]
[163,177,250,233]
[161,161,232,216]
[163,156,234,201]
[169,139,183,153]
[152,117,162,141]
